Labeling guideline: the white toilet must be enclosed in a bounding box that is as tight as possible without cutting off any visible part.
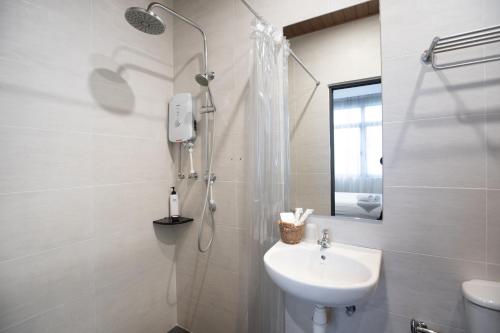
[462,279,500,333]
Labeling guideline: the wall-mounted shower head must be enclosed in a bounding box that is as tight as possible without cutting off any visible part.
[195,72,215,86]
[125,3,210,76]
[124,7,165,35]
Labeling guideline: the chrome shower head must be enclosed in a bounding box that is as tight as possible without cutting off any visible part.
[195,72,215,86]
[124,7,165,35]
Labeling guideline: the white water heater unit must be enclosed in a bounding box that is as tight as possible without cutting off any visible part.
[168,93,196,143]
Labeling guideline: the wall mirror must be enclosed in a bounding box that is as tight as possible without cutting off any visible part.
[286,0,383,220]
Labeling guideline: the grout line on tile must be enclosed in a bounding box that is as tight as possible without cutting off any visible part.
[0,55,90,79]
[0,124,168,142]
[385,185,485,190]
[0,179,171,196]
[484,52,489,263]
[0,238,94,265]
[88,0,99,329]
[382,248,488,266]
[485,132,489,264]
[0,125,167,143]
[383,113,486,125]
[0,304,65,333]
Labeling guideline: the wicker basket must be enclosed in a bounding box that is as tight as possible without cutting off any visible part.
[278,221,304,244]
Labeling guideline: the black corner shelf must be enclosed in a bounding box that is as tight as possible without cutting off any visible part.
[153,216,194,226]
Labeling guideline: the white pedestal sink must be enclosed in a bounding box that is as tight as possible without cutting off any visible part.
[264,240,382,332]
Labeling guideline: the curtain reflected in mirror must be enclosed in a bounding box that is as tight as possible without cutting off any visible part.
[331,79,382,220]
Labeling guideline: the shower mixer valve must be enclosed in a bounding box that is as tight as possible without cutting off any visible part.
[200,105,216,114]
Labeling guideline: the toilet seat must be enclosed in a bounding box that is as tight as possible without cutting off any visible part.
[462,279,500,311]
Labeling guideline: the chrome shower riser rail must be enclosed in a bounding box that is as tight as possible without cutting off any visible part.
[240,0,320,86]
[422,24,500,70]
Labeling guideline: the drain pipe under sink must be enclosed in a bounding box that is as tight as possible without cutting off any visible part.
[313,305,327,333]
[312,305,356,332]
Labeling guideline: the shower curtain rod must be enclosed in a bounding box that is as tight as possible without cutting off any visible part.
[240,0,321,86]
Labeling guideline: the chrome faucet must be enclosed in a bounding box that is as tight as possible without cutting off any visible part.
[317,229,330,249]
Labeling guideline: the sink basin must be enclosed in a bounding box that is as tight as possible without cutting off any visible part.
[263,241,382,306]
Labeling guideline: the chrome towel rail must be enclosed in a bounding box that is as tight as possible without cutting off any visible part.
[421,24,500,69]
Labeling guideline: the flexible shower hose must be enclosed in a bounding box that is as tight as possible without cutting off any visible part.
[197,85,217,252]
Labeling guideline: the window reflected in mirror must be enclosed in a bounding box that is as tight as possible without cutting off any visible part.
[331,79,382,220]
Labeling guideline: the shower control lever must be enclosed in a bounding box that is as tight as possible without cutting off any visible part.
[200,105,215,114]
[205,174,216,183]
[411,319,439,333]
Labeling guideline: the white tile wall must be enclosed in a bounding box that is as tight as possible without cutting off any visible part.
[172,0,500,332]
[0,0,177,332]
[487,190,500,264]
[382,55,486,122]
[3,0,497,332]
[0,187,93,261]
[1,295,96,333]
[384,116,486,188]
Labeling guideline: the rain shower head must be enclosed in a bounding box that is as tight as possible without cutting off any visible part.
[124,7,165,35]
[195,72,215,86]
[125,3,213,86]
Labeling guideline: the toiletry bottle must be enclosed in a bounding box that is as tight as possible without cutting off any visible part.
[169,187,180,220]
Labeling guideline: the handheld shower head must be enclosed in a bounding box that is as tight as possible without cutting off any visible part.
[124,7,165,35]
[195,72,215,86]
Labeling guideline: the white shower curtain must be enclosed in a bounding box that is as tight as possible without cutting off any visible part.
[246,19,290,333]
